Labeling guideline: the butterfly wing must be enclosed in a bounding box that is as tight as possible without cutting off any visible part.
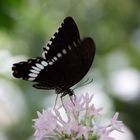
[12,17,80,89]
[33,37,95,90]
[12,17,96,91]
[12,38,95,90]
[42,17,80,60]
[48,37,96,89]
[12,57,64,89]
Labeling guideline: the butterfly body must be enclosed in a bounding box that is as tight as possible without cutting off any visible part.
[12,17,96,97]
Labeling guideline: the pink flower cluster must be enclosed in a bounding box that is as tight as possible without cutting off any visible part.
[33,93,124,140]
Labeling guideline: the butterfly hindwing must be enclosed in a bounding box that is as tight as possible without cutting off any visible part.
[12,56,67,89]
[49,37,96,89]
[12,58,49,80]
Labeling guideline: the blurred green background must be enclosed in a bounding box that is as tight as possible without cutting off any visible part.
[0,0,140,140]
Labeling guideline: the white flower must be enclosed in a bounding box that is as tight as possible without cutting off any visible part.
[33,93,124,140]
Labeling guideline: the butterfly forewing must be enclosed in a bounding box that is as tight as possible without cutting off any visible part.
[42,17,80,60]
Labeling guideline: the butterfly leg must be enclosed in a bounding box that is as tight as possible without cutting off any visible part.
[69,95,75,106]
[60,94,67,112]
[53,94,59,109]
[67,89,76,105]
[72,92,77,101]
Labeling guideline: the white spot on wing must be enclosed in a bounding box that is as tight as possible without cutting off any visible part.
[73,41,77,47]
[51,35,55,39]
[28,77,35,81]
[68,45,72,50]
[32,66,41,71]
[56,26,61,33]
[36,63,44,69]
[42,52,46,59]
[45,51,48,54]
[51,59,55,62]
[49,61,53,65]
[41,61,48,66]
[62,49,67,54]
[53,56,58,61]
[57,53,62,58]
[30,69,40,74]
[48,41,52,46]
[29,73,38,77]
[46,46,50,50]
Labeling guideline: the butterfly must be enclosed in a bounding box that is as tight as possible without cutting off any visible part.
[12,17,96,98]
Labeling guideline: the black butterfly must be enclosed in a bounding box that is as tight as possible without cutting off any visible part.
[12,17,96,98]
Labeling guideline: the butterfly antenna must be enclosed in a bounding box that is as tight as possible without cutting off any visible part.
[81,78,90,85]
[54,94,59,109]
[73,78,93,90]
[84,78,93,86]
[73,78,89,90]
